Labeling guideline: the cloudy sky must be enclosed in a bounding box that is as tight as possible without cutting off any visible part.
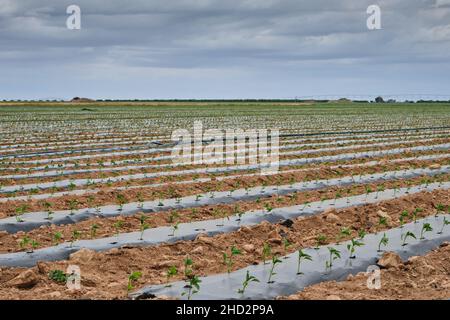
[0,0,450,100]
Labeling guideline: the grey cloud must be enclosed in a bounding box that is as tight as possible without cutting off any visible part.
[0,0,449,99]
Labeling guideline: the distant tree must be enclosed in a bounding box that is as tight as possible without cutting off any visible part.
[375,96,385,103]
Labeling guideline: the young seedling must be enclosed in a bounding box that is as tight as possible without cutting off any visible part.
[377,233,389,252]
[378,216,388,229]
[113,221,123,240]
[315,235,327,250]
[127,271,142,291]
[325,247,341,270]
[337,227,351,244]
[195,194,202,202]
[90,224,99,238]
[234,205,244,222]
[420,222,433,240]
[401,231,416,247]
[223,246,242,273]
[296,249,312,275]
[282,238,291,253]
[262,243,271,264]
[28,240,39,253]
[264,203,273,214]
[43,202,54,220]
[70,230,81,248]
[435,203,445,218]
[184,257,194,278]
[237,271,260,295]
[168,211,179,224]
[15,204,28,222]
[358,229,367,240]
[48,270,67,284]
[165,266,178,287]
[438,217,449,234]
[182,275,201,300]
[399,210,409,228]
[347,238,364,259]
[412,208,423,224]
[116,194,126,212]
[139,215,150,240]
[19,236,31,251]
[52,232,62,245]
[68,199,78,215]
[267,256,282,283]
[136,193,144,209]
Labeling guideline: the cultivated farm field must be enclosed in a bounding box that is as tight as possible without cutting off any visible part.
[0,101,449,300]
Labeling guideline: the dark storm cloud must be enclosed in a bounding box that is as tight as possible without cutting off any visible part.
[0,0,449,99]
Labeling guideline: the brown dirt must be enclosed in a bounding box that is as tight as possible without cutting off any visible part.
[0,189,447,300]
[0,172,447,253]
[2,138,448,185]
[0,157,447,218]
[279,242,450,300]
[1,148,446,199]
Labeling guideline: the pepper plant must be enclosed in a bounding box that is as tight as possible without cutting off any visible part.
[238,270,259,295]
[296,249,312,275]
[223,246,241,273]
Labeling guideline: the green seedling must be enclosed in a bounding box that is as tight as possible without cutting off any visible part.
[15,204,28,222]
[325,247,341,269]
[223,246,242,273]
[435,203,445,218]
[19,236,31,251]
[113,221,123,238]
[283,238,291,252]
[43,202,54,220]
[170,222,180,237]
[168,211,179,224]
[182,275,201,300]
[358,229,367,240]
[337,227,351,244]
[127,271,142,291]
[315,235,327,250]
[70,230,81,247]
[420,222,433,240]
[296,249,312,275]
[262,243,271,264]
[165,266,178,287]
[136,193,144,209]
[139,215,150,240]
[238,271,259,295]
[184,257,193,278]
[264,203,273,214]
[378,233,389,252]
[401,231,416,247]
[90,224,99,238]
[267,256,282,283]
[378,216,387,228]
[116,194,126,212]
[438,217,450,234]
[399,210,409,228]
[68,199,78,215]
[347,238,364,259]
[234,205,244,221]
[412,208,423,224]
[52,231,62,245]
[48,270,67,284]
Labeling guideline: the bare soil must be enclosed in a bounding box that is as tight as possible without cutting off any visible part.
[0,189,447,300]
